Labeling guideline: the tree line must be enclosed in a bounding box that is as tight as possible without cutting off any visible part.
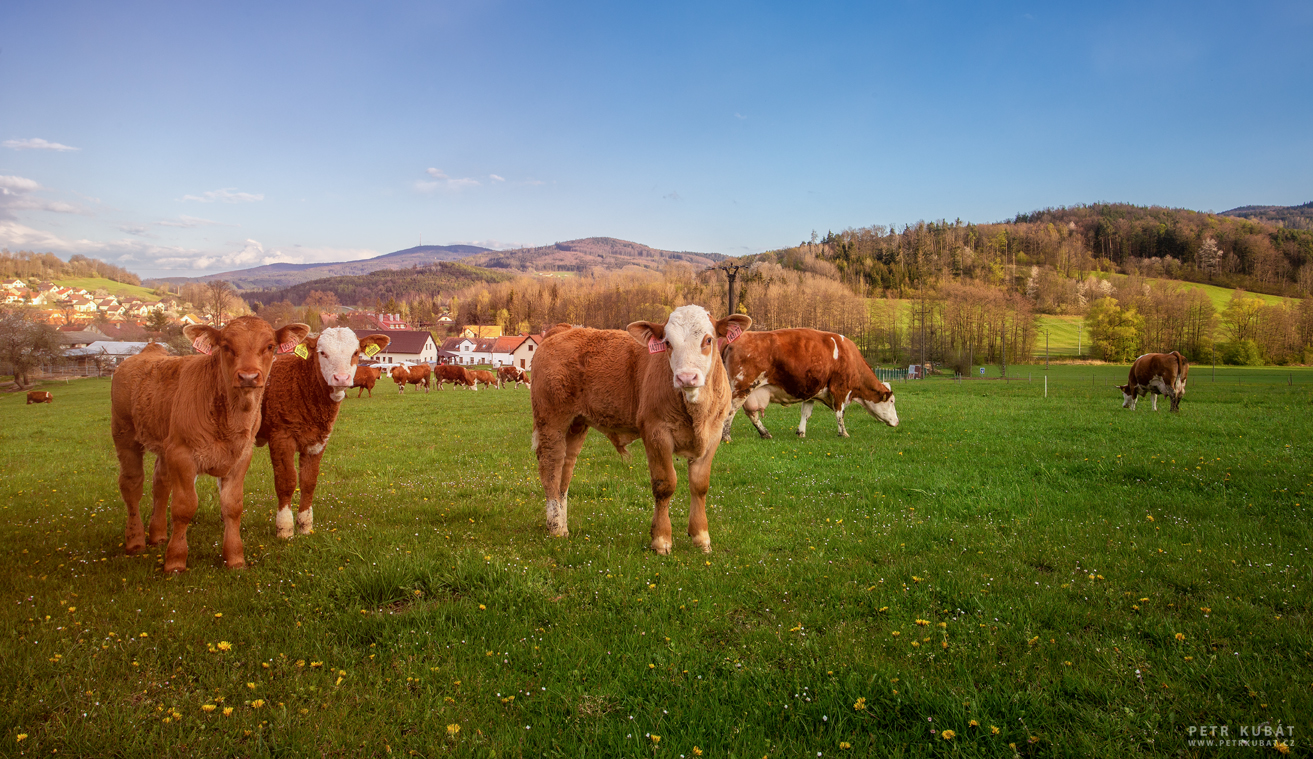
[1,250,142,287]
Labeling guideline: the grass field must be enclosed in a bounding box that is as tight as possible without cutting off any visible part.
[1,368,1309,756]
[52,277,162,301]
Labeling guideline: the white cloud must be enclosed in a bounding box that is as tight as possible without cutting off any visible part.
[489,174,505,182]
[156,214,225,228]
[0,175,90,219]
[181,188,264,203]
[415,168,480,193]
[118,224,154,237]
[3,138,80,152]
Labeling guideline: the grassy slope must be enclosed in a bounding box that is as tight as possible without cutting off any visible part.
[0,371,1308,756]
[52,277,161,301]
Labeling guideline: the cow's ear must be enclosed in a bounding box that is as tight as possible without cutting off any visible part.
[275,323,312,351]
[183,324,222,355]
[715,314,752,341]
[626,321,666,347]
[360,334,390,356]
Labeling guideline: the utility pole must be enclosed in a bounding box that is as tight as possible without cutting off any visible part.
[1077,325,1082,357]
[1002,330,1007,380]
[711,262,745,316]
[1045,330,1049,371]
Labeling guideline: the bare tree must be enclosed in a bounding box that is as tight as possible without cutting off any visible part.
[0,309,65,388]
[206,280,235,325]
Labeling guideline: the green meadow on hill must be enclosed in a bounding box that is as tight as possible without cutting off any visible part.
[1,369,1308,756]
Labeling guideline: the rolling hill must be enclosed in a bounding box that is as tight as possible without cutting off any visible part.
[1222,201,1313,230]
[460,237,727,272]
[149,245,491,290]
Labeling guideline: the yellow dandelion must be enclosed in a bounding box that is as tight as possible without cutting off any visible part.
[216,641,232,652]
[1063,661,1073,666]
[247,682,256,690]
[201,704,216,713]
[139,632,148,638]
[649,663,655,669]
[479,604,486,611]
[1275,740,1290,754]
[251,700,264,709]
[990,725,1000,735]
[447,723,460,736]
[969,719,979,727]
[941,730,956,740]
[911,641,920,648]
[1200,607,1211,613]
[68,606,76,612]
[214,612,222,618]
[1146,515,1154,522]
[1174,633,1185,641]
[839,741,852,749]
[915,619,929,627]
[854,697,866,710]
[222,707,234,717]
[891,631,900,637]
[1184,656,1194,662]
[650,735,661,743]
[692,748,703,756]
[16,735,28,742]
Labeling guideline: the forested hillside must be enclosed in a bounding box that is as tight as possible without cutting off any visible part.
[243,261,514,311]
[1,250,141,287]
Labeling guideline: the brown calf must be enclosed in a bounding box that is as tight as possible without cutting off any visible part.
[721,328,898,441]
[1119,351,1189,412]
[390,364,431,393]
[26,391,53,404]
[498,366,530,389]
[470,369,498,389]
[257,328,389,538]
[530,305,750,554]
[434,364,477,390]
[110,316,310,572]
[352,365,382,397]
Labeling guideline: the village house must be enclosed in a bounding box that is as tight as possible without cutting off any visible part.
[461,325,502,339]
[353,329,437,366]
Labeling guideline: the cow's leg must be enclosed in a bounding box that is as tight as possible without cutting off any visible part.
[720,401,740,443]
[1170,393,1181,412]
[217,450,253,569]
[1151,393,1158,412]
[834,403,850,438]
[146,454,171,546]
[162,450,199,573]
[747,406,772,439]
[296,450,323,534]
[687,444,719,553]
[535,424,570,537]
[115,439,147,554]
[557,420,589,524]
[643,434,678,554]
[271,439,298,539]
[796,401,815,438]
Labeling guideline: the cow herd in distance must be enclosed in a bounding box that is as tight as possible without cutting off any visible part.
[94,305,1193,571]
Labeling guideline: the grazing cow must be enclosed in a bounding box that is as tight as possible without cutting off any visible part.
[434,364,477,390]
[1119,351,1189,412]
[352,365,383,397]
[498,366,530,389]
[531,305,751,554]
[26,391,53,404]
[390,364,431,393]
[110,316,310,572]
[470,369,498,389]
[257,328,390,538]
[720,328,898,441]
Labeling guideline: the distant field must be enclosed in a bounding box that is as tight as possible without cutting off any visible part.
[1,365,1308,756]
[54,277,161,301]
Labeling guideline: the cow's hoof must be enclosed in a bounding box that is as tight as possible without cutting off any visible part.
[795,431,806,438]
[651,537,673,555]
[838,431,850,438]
[125,536,146,554]
[721,434,732,443]
[691,531,711,553]
[275,528,293,540]
[760,432,773,439]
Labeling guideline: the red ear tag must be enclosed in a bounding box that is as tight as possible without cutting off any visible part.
[279,341,298,354]
[192,335,213,355]
[648,336,667,354]
[726,323,743,343]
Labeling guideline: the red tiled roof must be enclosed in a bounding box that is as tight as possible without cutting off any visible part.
[353,329,432,355]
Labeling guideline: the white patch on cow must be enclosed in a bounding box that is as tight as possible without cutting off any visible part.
[831,337,839,360]
[734,370,744,384]
[275,507,294,539]
[546,498,568,537]
[860,396,899,427]
[662,305,718,404]
[307,442,325,456]
[690,530,711,553]
[797,401,815,437]
[316,327,361,397]
[531,428,540,453]
[297,507,314,534]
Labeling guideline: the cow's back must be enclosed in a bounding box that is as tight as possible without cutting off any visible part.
[725,329,839,398]
[111,346,194,451]
[532,328,645,432]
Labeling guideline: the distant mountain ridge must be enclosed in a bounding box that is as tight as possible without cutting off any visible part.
[150,245,491,290]
[148,238,729,291]
[1222,201,1313,230]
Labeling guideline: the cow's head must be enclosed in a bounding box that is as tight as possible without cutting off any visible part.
[628,306,752,403]
[1117,384,1138,409]
[185,316,310,394]
[855,382,899,427]
[305,328,390,402]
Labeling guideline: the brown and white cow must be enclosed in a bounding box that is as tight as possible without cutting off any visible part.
[434,364,477,390]
[352,365,383,397]
[390,364,431,393]
[498,366,530,389]
[470,369,498,389]
[26,391,53,404]
[1119,351,1189,412]
[720,328,898,441]
[110,316,310,572]
[257,328,389,538]
[531,305,751,554]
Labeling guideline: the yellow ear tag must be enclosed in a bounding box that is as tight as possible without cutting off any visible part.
[294,344,309,360]
[364,343,381,357]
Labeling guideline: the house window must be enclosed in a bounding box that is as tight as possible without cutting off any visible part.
[520,359,525,368]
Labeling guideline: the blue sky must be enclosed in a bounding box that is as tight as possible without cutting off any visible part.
[2,1,1310,278]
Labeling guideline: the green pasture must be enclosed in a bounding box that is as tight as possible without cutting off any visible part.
[1,368,1309,756]
[52,277,162,301]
